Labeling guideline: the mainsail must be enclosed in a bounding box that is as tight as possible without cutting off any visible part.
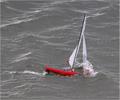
[69,14,87,68]
[82,33,87,63]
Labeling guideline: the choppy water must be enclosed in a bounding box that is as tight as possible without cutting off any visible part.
[1,0,119,100]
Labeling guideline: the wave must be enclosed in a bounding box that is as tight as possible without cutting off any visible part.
[41,40,67,47]
[15,33,55,40]
[88,12,105,18]
[37,24,72,35]
[6,5,40,13]
[6,5,25,13]
[71,5,109,18]
[51,0,75,5]
[16,52,31,58]
[6,5,44,15]
[48,24,71,32]
[1,4,41,28]
[0,17,38,28]
[0,7,57,28]
[88,21,119,28]
[11,57,30,63]
[11,52,31,63]
[1,80,31,97]
[14,32,64,42]
[51,0,110,5]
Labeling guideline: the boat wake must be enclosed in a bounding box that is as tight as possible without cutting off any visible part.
[4,70,46,78]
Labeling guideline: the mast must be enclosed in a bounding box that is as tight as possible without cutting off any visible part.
[71,14,87,68]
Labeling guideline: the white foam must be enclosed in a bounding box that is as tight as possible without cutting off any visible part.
[23,70,42,75]
[23,70,47,76]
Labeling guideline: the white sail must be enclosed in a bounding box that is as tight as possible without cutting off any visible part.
[69,15,87,68]
[82,33,87,63]
[68,14,98,77]
[69,45,78,67]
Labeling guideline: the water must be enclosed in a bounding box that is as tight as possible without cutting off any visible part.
[1,0,119,100]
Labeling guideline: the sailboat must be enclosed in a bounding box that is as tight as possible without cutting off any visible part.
[44,14,97,77]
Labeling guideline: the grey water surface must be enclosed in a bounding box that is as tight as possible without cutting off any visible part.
[1,0,119,100]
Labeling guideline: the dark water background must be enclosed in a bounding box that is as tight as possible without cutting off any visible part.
[1,0,119,100]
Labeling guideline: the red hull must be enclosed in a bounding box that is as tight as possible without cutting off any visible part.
[44,65,79,76]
